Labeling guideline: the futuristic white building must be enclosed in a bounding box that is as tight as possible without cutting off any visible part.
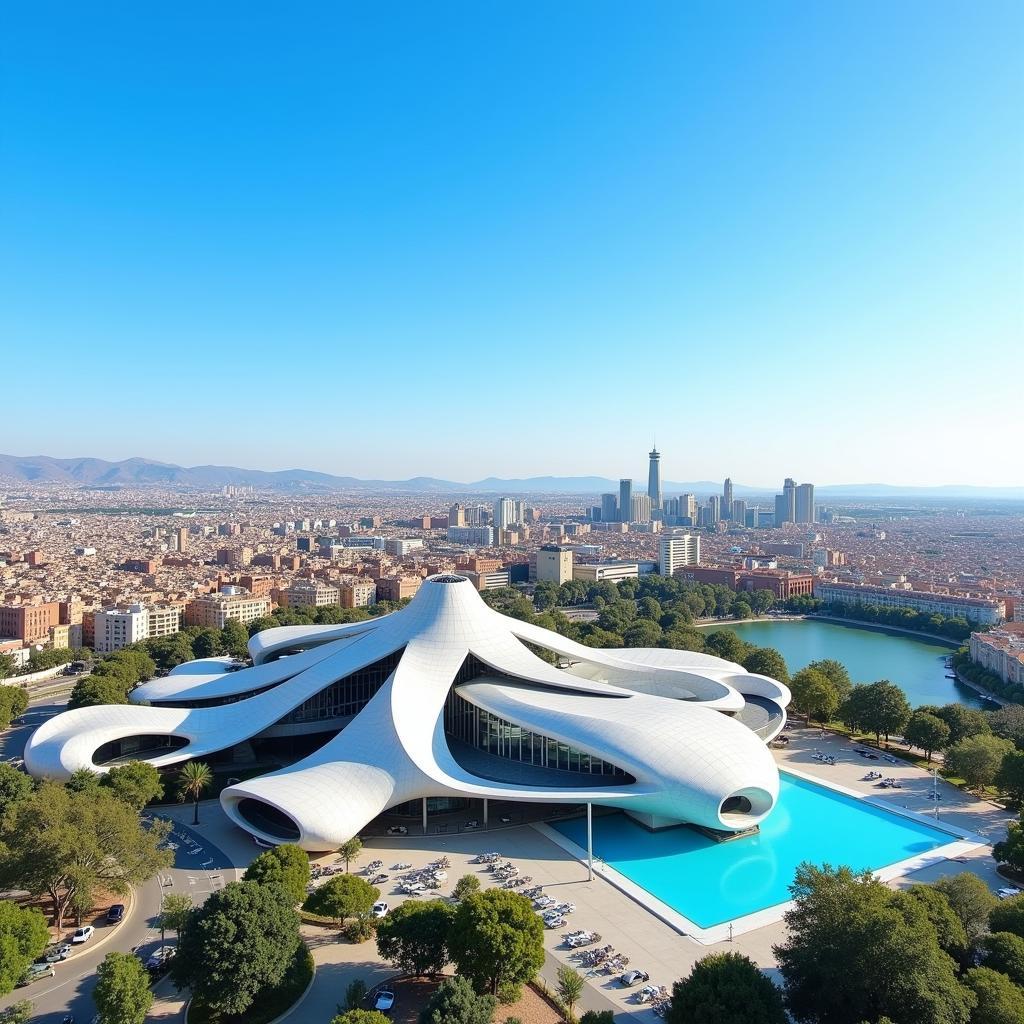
[25,574,790,850]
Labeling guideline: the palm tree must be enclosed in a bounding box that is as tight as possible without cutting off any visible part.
[177,761,213,825]
[557,965,584,1023]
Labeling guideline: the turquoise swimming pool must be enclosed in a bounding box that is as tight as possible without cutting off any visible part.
[551,773,957,928]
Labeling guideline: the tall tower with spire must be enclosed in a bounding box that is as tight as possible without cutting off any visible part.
[648,445,662,511]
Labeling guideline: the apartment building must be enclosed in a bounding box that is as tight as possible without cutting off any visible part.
[94,605,148,653]
[572,562,640,583]
[279,580,341,608]
[658,532,701,577]
[0,602,60,644]
[340,580,377,608]
[969,625,1024,689]
[376,576,422,602]
[184,591,271,629]
[535,545,573,585]
[146,604,183,639]
[815,582,1005,625]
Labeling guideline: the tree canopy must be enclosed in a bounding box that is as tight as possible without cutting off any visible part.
[103,761,164,809]
[962,966,1024,1024]
[904,712,951,762]
[773,863,972,1024]
[419,975,497,1024]
[0,899,50,995]
[666,951,787,1024]
[243,844,310,905]
[0,765,33,817]
[172,880,302,1016]
[789,668,840,726]
[375,899,453,976]
[932,872,997,941]
[93,950,153,1024]
[989,894,1024,939]
[448,889,545,996]
[303,873,379,921]
[946,734,1014,790]
[0,782,171,928]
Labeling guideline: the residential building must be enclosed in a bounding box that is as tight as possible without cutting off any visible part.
[280,581,342,608]
[815,582,1005,625]
[493,498,516,531]
[731,499,747,526]
[659,532,701,577]
[340,580,377,608]
[446,526,495,545]
[536,545,573,585]
[969,625,1024,690]
[383,538,424,558]
[0,602,60,644]
[630,494,652,524]
[184,592,271,629]
[94,604,149,653]
[147,604,182,638]
[376,576,422,602]
[572,562,640,583]
[795,483,815,524]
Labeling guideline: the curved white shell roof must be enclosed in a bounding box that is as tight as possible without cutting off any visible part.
[25,574,789,850]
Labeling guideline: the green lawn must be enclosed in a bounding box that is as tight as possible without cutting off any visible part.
[187,945,313,1024]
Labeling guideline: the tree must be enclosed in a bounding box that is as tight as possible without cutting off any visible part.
[103,761,164,810]
[0,900,50,995]
[375,899,453,976]
[990,894,1024,939]
[0,764,33,816]
[556,965,585,1021]
[946,734,1014,790]
[343,978,368,1010]
[0,783,171,929]
[159,892,193,936]
[0,1002,33,1024]
[419,975,497,1024]
[932,872,998,940]
[962,967,1024,1024]
[981,932,1024,987]
[904,712,951,762]
[937,704,991,746]
[996,751,1024,805]
[453,873,481,901]
[303,874,379,921]
[623,620,663,648]
[994,814,1024,873]
[172,880,301,1016]
[67,675,131,708]
[243,844,310,905]
[338,836,362,872]
[988,705,1024,748]
[902,886,969,962]
[93,951,153,1024]
[704,630,749,663]
[66,767,101,794]
[789,668,840,727]
[773,863,972,1024]
[0,688,28,730]
[579,1013,615,1024]
[331,1012,390,1024]
[666,951,786,1024]
[805,659,852,701]
[742,648,790,685]
[176,761,213,824]
[449,889,545,996]
[220,618,251,661]
[859,681,912,744]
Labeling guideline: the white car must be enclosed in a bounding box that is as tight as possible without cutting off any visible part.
[45,943,73,962]
[371,901,389,918]
[71,926,95,944]
[374,989,395,1012]
[534,896,556,909]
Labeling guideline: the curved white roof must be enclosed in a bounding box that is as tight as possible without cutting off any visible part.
[25,574,789,850]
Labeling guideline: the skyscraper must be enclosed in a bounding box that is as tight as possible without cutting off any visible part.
[630,493,652,523]
[493,497,515,531]
[601,493,618,523]
[707,495,721,524]
[731,499,747,526]
[774,478,797,526]
[795,483,815,524]
[722,478,733,520]
[619,479,633,523]
[648,447,662,511]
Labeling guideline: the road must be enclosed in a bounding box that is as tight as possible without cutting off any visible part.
[0,701,234,1023]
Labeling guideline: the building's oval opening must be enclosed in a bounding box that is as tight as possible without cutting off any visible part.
[93,734,189,766]
[236,798,301,842]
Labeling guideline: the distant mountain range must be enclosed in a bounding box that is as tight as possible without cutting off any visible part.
[0,454,1021,499]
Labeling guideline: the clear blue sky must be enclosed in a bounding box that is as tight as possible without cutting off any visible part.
[2,2,1021,486]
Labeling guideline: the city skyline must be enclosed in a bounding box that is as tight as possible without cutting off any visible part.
[2,4,1021,485]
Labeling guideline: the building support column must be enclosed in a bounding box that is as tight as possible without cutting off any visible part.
[587,802,593,881]
[483,798,489,827]
[422,797,428,835]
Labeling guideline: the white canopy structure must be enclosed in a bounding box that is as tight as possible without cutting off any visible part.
[25,574,790,850]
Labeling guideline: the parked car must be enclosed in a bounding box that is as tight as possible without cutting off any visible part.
[106,904,125,924]
[146,947,176,973]
[71,926,95,944]
[385,826,408,836]
[371,901,389,919]
[374,989,395,1012]
[619,970,650,986]
[19,963,55,985]
[44,943,73,962]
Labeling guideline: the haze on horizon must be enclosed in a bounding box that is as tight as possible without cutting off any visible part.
[1,3,1021,487]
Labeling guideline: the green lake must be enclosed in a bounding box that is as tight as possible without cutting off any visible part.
[703,618,988,709]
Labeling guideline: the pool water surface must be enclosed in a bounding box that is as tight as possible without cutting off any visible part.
[551,773,956,928]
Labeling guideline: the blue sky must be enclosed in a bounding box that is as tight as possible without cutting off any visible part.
[2,2,1021,485]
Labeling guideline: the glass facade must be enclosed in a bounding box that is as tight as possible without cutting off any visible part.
[444,690,630,778]
[279,647,405,724]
